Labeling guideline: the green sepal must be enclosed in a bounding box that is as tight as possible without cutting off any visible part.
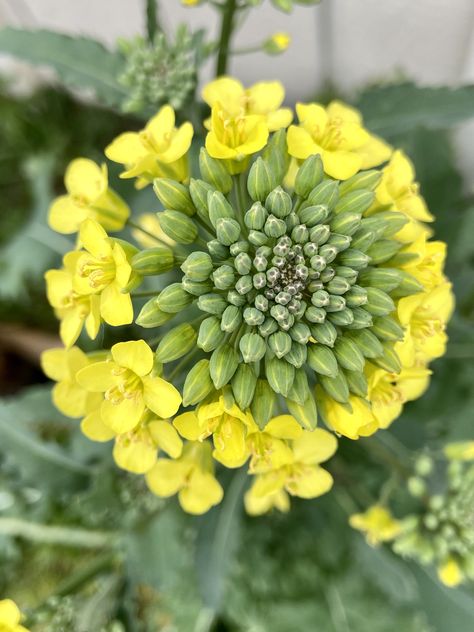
[239,332,266,363]
[347,329,384,358]
[265,186,292,219]
[309,321,337,347]
[154,178,195,215]
[287,368,310,405]
[231,364,258,410]
[266,356,295,397]
[371,315,405,341]
[251,379,276,429]
[221,304,242,333]
[216,217,241,245]
[391,271,424,298]
[244,201,267,230]
[319,370,350,404]
[155,323,197,363]
[183,359,214,406]
[298,204,330,227]
[199,147,233,193]
[307,180,339,210]
[207,239,229,260]
[286,394,318,430]
[371,343,402,373]
[334,336,366,372]
[131,246,174,276]
[247,157,275,202]
[327,308,354,326]
[330,211,361,236]
[180,251,213,281]
[364,287,395,316]
[189,178,214,222]
[285,342,307,368]
[345,369,368,397]
[158,210,198,244]
[338,248,371,269]
[307,344,339,377]
[358,267,404,291]
[338,170,382,194]
[197,316,226,352]
[366,239,402,264]
[157,283,193,313]
[197,292,228,315]
[182,276,214,296]
[135,297,173,328]
[294,154,324,198]
[208,190,235,227]
[345,307,373,329]
[268,331,292,358]
[210,343,239,389]
[212,265,235,290]
[345,285,368,307]
[350,228,377,252]
[334,189,374,215]
[262,129,290,183]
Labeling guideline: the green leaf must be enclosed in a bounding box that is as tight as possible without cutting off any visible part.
[0,28,127,107]
[357,82,474,137]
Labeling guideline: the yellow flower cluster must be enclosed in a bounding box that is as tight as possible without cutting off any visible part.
[0,599,29,632]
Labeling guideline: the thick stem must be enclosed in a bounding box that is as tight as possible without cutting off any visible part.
[216,0,238,77]
[145,0,161,42]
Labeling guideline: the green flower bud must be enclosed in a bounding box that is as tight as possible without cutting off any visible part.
[348,329,384,358]
[235,275,253,295]
[366,239,401,265]
[265,186,292,218]
[157,283,193,313]
[233,252,251,277]
[264,215,287,238]
[156,323,197,363]
[244,201,267,230]
[212,265,235,290]
[334,336,365,372]
[248,230,269,247]
[326,276,351,295]
[415,454,434,477]
[347,307,373,329]
[338,248,371,270]
[131,246,174,276]
[345,370,368,397]
[240,332,266,363]
[266,356,295,396]
[335,266,358,284]
[371,343,401,373]
[208,190,235,227]
[294,154,324,198]
[210,344,239,389]
[309,224,330,245]
[189,178,213,222]
[373,211,408,237]
[350,228,377,252]
[197,316,226,352]
[319,243,338,263]
[182,276,213,296]
[285,342,307,368]
[197,292,228,315]
[408,476,426,498]
[290,322,311,344]
[325,295,346,312]
[359,267,404,291]
[216,217,241,245]
[231,364,258,410]
[251,379,276,429]
[259,317,279,337]
[305,306,326,323]
[183,359,214,406]
[307,180,339,210]
[285,212,299,231]
[269,330,292,358]
[298,204,330,227]
[371,315,405,341]
[287,368,310,405]
[345,285,368,307]
[319,370,350,404]
[286,394,318,430]
[244,307,265,326]
[181,251,213,281]
[291,224,309,243]
[309,321,337,347]
[199,148,233,193]
[136,297,173,328]
[230,240,250,256]
[327,308,354,326]
[154,178,195,215]
[158,210,198,244]
[391,271,424,298]
[262,129,290,183]
[330,211,361,236]
[227,289,247,307]
[307,344,338,377]
[334,189,374,215]
[221,304,242,332]
[338,170,381,194]
[207,239,229,260]
[247,157,275,202]
[364,287,395,316]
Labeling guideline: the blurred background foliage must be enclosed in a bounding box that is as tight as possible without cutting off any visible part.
[0,3,473,630]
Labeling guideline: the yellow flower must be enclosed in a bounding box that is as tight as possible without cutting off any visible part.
[366,365,432,429]
[76,340,182,434]
[444,441,474,461]
[438,557,463,587]
[397,282,455,365]
[0,599,29,632]
[375,150,433,223]
[45,252,101,348]
[287,101,391,180]
[205,103,269,171]
[182,0,200,5]
[41,346,104,418]
[317,390,378,439]
[349,505,401,546]
[265,32,291,54]
[146,441,224,514]
[173,396,256,468]
[246,414,302,473]
[130,213,175,248]
[48,158,130,234]
[113,418,183,474]
[105,105,193,187]
[244,427,337,515]
[202,77,293,131]
[73,219,133,327]
[397,236,447,291]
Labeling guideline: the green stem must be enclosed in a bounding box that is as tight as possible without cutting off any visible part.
[0,517,117,549]
[216,0,238,77]
[167,345,201,381]
[55,551,118,597]
[231,44,261,55]
[131,290,159,298]
[127,218,170,249]
[145,0,161,42]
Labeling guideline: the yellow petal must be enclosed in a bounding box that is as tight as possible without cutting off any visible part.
[358,135,392,169]
[146,104,175,139]
[143,376,182,418]
[85,295,102,339]
[92,188,130,231]
[113,430,157,474]
[53,381,88,418]
[179,469,223,514]
[327,100,362,124]
[111,340,153,376]
[244,486,290,516]
[206,130,239,160]
[236,116,269,155]
[45,268,73,308]
[322,149,362,180]
[287,125,319,160]
[148,419,183,458]
[100,283,133,327]
[105,132,148,164]
[76,361,116,392]
[101,396,145,434]
[41,347,71,382]
[173,411,201,441]
[212,417,248,468]
[48,195,88,234]
[246,81,284,114]
[146,458,190,497]
[64,158,107,201]
[296,102,328,132]
[264,414,303,439]
[81,410,115,442]
[438,558,463,588]
[79,219,109,258]
[202,76,244,113]
[158,122,194,164]
[287,464,333,498]
[292,428,338,464]
[59,310,84,348]
[0,599,21,625]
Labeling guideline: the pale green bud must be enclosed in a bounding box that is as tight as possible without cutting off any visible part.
[269,331,292,358]
[358,267,404,291]
[230,240,249,255]
[248,230,269,246]
[365,287,395,316]
[415,454,434,477]
[265,186,292,218]
[180,251,213,281]
[231,364,258,410]
[183,359,214,406]
[338,248,370,269]
[290,322,311,344]
[319,370,350,404]
[227,289,247,307]
[326,276,351,295]
[243,307,265,326]
[334,336,365,372]
[338,170,381,195]
[239,332,266,363]
[197,292,228,315]
[408,476,426,498]
[330,211,361,236]
[210,343,239,389]
[294,154,324,198]
[251,379,276,429]
[307,345,338,377]
[370,315,405,342]
[212,265,235,290]
[208,190,235,227]
[371,343,401,373]
[309,321,337,347]
[347,307,372,329]
[244,202,267,230]
[247,157,275,202]
[334,189,374,215]
[234,252,252,275]
[348,329,383,358]
[391,272,424,298]
[298,204,329,227]
[286,394,318,430]
[287,368,310,405]
[350,228,377,252]
[131,246,174,276]
[207,239,229,259]
[345,370,368,397]
[285,342,307,368]
[366,239,401,265]
[259,317,279,337]
[189,178,213,221]
[309,224,330,245]
[266,356,295,397]
[182,276,213,296]
[305,306,326,323]
[136,297,173,328]
[325,295,346,312]
[264,215,287,238]
[156,323,197,363]
[235,275,253,295]
[216,217,241,245]
[374,211,409,237]
[158,210,198,244]
[327,307,354,327]
[307,180,339,210]
[154,178,195,215]
[285,212,299,231]
[197,316,226,352]
[262,129,290,183]
[157,283,193,313]
[345,285,368,307]
[221,304,242,332]
[291,224,309,243]
[199,148,233,193]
